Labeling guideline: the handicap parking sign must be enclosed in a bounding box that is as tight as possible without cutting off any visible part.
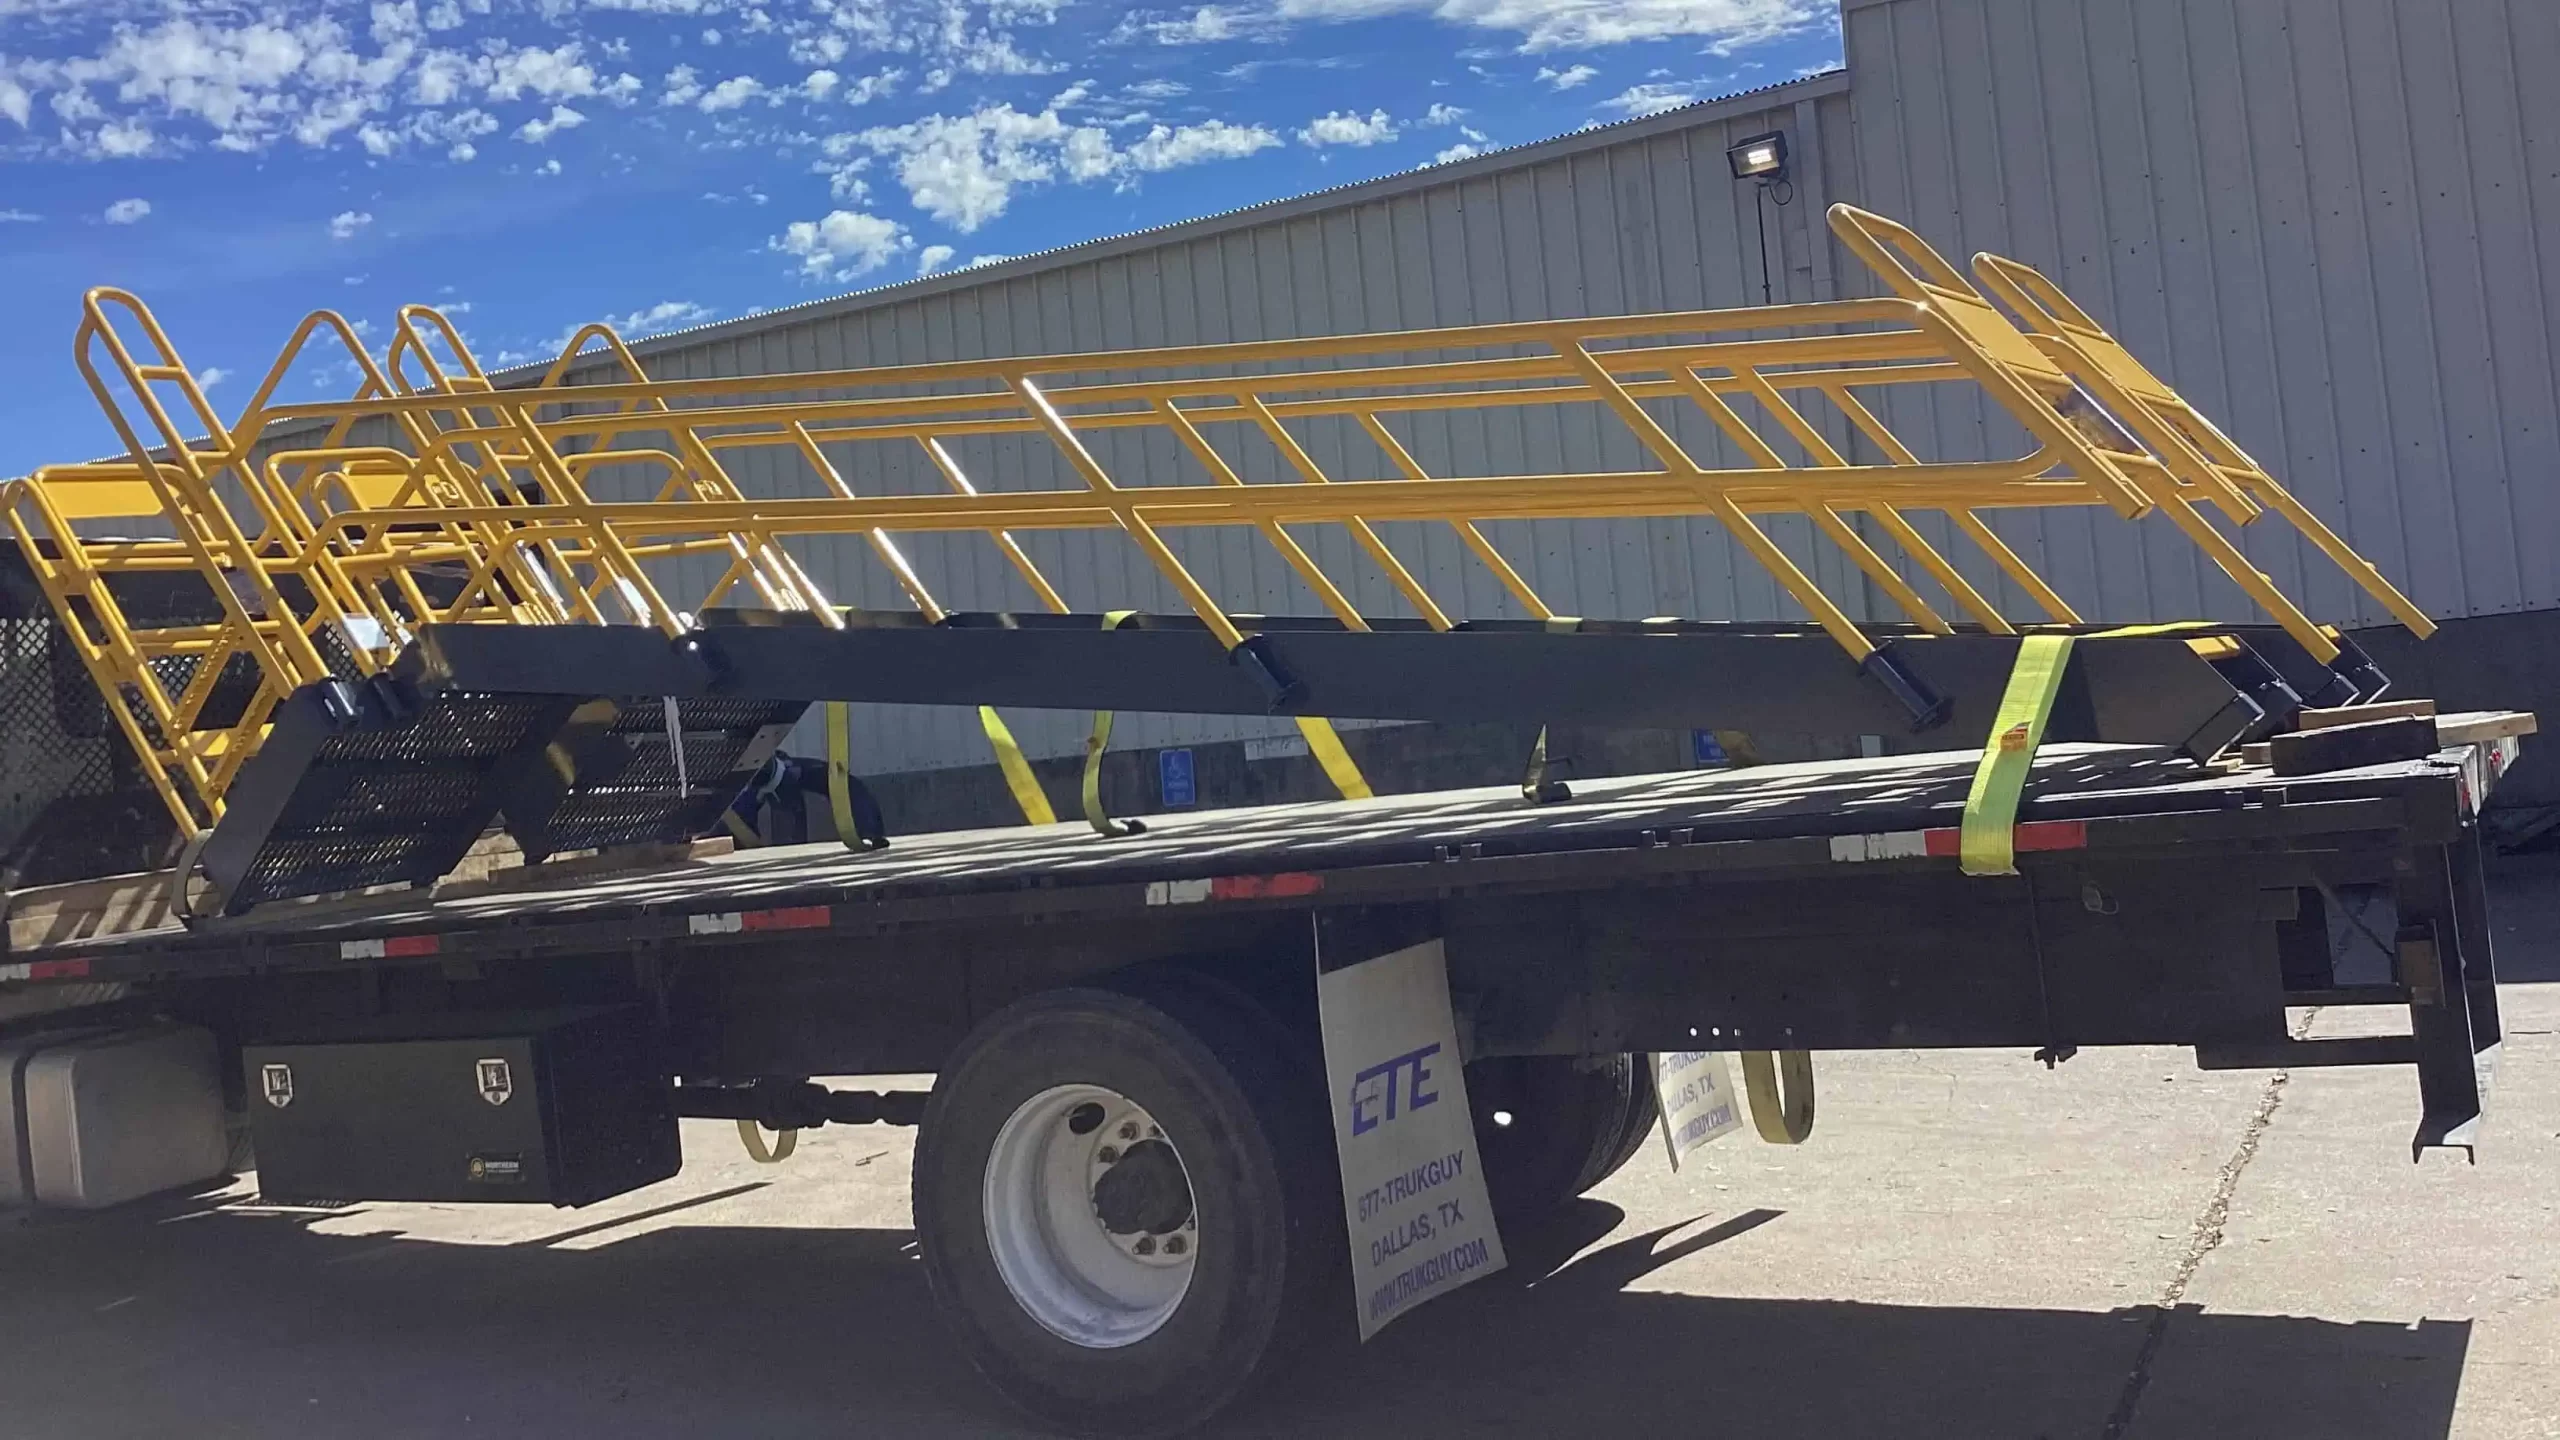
[1159,747,1197,807]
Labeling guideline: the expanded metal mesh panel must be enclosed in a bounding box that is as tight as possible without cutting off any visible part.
[268,763,494,833]
[510,699,802,857]
[526,791,731,856]
[220,692,579,907]
[320,694,567,762]
[0,554,172,883]
[605,696,797,734]
[231,834,454,907]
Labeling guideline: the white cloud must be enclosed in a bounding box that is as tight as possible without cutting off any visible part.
[916,243,956,275]
[775,208,911,281]
[598,299,713,338]
[534,156,561,175]
[328,208,373,238]
[103,197,151,224]
[1121,4,1272,43]
[484,42,596,103]
[966,253,1010,269]
[791,32,850,66]
[841,68,903,105]
[854,103,1281,231]
[1281,0,1825,51]
[1536,63,1597,90]
[0,208,39,222]
[701,27,723,44]
[1124,78,1189,101]
[803,69,840,101]
[660,64,704,107]
[1599,81,1697,116]
[1421,102,1467,125]
[599,73,643,105]
[853,103,1072,231]
[1432,141,1482,164]
[450,140,477,160]
[412,51,472,105]
[515,103,584,141]
[1125,118,1277,170]
[195,365,231,390]
[89,118,158,157]
[359,104,495,156]
[696,75,764,112]
[1297,108,1397,147]
[0,78,30,128]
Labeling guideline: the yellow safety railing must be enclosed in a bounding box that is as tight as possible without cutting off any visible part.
[3,203,2433,843]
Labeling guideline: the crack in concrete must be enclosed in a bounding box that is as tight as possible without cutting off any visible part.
[2100,1008,2318,1440]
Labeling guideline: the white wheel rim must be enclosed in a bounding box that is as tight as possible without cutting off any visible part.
[983,1084,1199,1349]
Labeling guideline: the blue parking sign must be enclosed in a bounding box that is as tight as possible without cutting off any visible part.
[1159,747,1197,807]
[1691,730,1727,767]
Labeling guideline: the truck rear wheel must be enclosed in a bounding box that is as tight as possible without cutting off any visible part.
[1470,1053,1657,1228]
[914,978,1335,1437]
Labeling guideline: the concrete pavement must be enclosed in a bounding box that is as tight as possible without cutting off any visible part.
[4,857,2556,1439]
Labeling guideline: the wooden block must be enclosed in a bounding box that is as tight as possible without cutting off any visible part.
[5,868,178,951]
[2267,716,2438,777]
[2435,710,2538,746]
[433,836,736,901]
[2296,699,2436,731]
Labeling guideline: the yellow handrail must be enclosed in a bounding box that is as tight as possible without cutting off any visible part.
[8,204,2431,841]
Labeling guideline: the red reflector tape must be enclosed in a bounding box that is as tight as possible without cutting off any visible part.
[1922,820,2086,857]
[742,905,831,932]
[339,935,440,960]
[0,958,92,982]
[1209,872,1324,901]
[1146,873,1327,906]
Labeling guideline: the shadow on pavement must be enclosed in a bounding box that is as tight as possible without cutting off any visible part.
[0,1192,2468,1440]
[2487,849,2560,983]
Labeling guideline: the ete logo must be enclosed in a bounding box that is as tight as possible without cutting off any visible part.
[1348,1042,1442,1136]
[259,1063,294,1109]
[476,1058,513,1107]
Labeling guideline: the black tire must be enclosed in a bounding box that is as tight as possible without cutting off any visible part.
[1581,1053,1661,1192]
[914,976,1337,1437]
[1468,1053,1648,1229]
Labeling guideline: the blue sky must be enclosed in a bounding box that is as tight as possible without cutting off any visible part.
[0,0,1840,474]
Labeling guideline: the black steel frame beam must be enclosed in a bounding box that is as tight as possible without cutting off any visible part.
[399,611,2270,756]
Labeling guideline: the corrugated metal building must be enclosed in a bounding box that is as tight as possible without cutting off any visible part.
[275,0,2560,798]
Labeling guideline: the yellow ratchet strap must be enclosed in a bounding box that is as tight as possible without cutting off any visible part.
[1958,632,2077,876]
[979,705,1058,825]
[736,1119,798,1164]
[826,700,860,850]
[1294,716,1372,800]
[1738,1050,1816,1144]
[1082,611,1146,837]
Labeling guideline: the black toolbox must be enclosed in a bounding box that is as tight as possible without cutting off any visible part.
[243,1008,680,1207]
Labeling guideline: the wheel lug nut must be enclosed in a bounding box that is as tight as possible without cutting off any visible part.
[1118,1121,1139,1140]
[1164,1236,1187,1256]
[1097,1145,1120,1163]
[1133,1236,1156,1256]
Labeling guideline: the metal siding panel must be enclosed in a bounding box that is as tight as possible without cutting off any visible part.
[2460,0,2560,609]
[2396,1,2525,614]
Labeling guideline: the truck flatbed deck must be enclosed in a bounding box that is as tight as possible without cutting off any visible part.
[9,732,2515,981]
[5,722,2522,1178]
